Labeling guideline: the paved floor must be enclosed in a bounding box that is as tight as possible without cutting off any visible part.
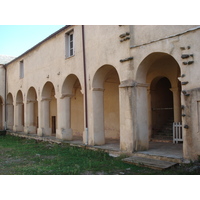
[94,141,183,156]
[139,142,183,159]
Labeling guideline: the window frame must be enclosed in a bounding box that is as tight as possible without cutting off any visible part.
[19,60,24,79]
[65,30,74,58]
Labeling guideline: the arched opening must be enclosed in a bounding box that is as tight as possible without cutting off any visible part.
[0,96,3,130]
[136,52,181,149]
[27,87,38,134]
[7,93,14,130]
[92,65,120,146]
[41,82,57,136]
[150,77,174,140]
[61,74,84,141]
[16,90,24,132]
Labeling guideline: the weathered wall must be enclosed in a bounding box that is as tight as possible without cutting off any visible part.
[130,25,199,47]
[0,65,5,129]
[130,26,200,159]
[0,65,5,99]
[4,25,200,160]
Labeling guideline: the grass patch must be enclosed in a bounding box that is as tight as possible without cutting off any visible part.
[0,135,200,175]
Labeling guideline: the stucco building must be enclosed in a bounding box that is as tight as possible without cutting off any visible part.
[1,25,200,161]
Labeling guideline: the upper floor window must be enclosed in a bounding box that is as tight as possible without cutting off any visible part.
[65,30,74,58]
[19,60,24,79]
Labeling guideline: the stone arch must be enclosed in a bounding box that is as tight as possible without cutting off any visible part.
[41,81,57,136]
[42,81,56,99]
[7,93,14,130]
[60,74,84,141]
[92,65,120,145]
[136,52,181,86]
[15,90,24,132]
[26,87,38,134]
[134,52,181,149]
[62,74,82,95]
[16,90,23,103]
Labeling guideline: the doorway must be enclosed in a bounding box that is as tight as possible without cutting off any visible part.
[52,116,56,134]
[150,77,174,141]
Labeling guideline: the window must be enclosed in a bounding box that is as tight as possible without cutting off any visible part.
[65,30,74,58]
[19,60,24,79]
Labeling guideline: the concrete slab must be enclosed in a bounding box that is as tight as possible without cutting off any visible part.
[122,156,178,170]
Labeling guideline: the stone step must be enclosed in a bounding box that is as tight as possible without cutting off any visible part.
[122,156,178,170]
[151,138,173,143]
[133,151,183,163]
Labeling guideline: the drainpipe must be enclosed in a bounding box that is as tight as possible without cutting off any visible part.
[3,65,7,130]
[82,25,88,145]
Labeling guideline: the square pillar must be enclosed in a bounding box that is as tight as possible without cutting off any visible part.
[92,88,105,145]
[119,80,149,152]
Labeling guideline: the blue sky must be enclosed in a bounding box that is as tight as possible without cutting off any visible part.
[0,25,65,57]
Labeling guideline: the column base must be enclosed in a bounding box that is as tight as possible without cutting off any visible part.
[24,126,36,134]
[83,129,88,145]
[13,125,16,132]
[56,128,73,140]
[43,127,52,136]
[24,126,29,134]
[14,125,24,132]
[94,135,105,146]
[37,128,44,137]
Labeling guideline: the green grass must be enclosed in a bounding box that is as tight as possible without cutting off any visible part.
[0,135,200,175]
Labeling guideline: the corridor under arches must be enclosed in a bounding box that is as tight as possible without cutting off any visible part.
[92,65,120,146]
[150,77,174,140]
[27,87,38,134]
[15,90,24,132]
[61,74,84,142]
[7,93,14,130]
[136,52,182,150]
[41,82,57,136]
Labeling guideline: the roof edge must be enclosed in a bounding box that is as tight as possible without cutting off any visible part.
[5,25,72,66]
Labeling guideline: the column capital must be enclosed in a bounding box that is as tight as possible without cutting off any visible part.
[41,98,51,102]
[6,103,13,106]
[60,93,74,99]
[119,79,149,88]
[92,88,105,91]
[16,101,23,105]
[27,100,37,104]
